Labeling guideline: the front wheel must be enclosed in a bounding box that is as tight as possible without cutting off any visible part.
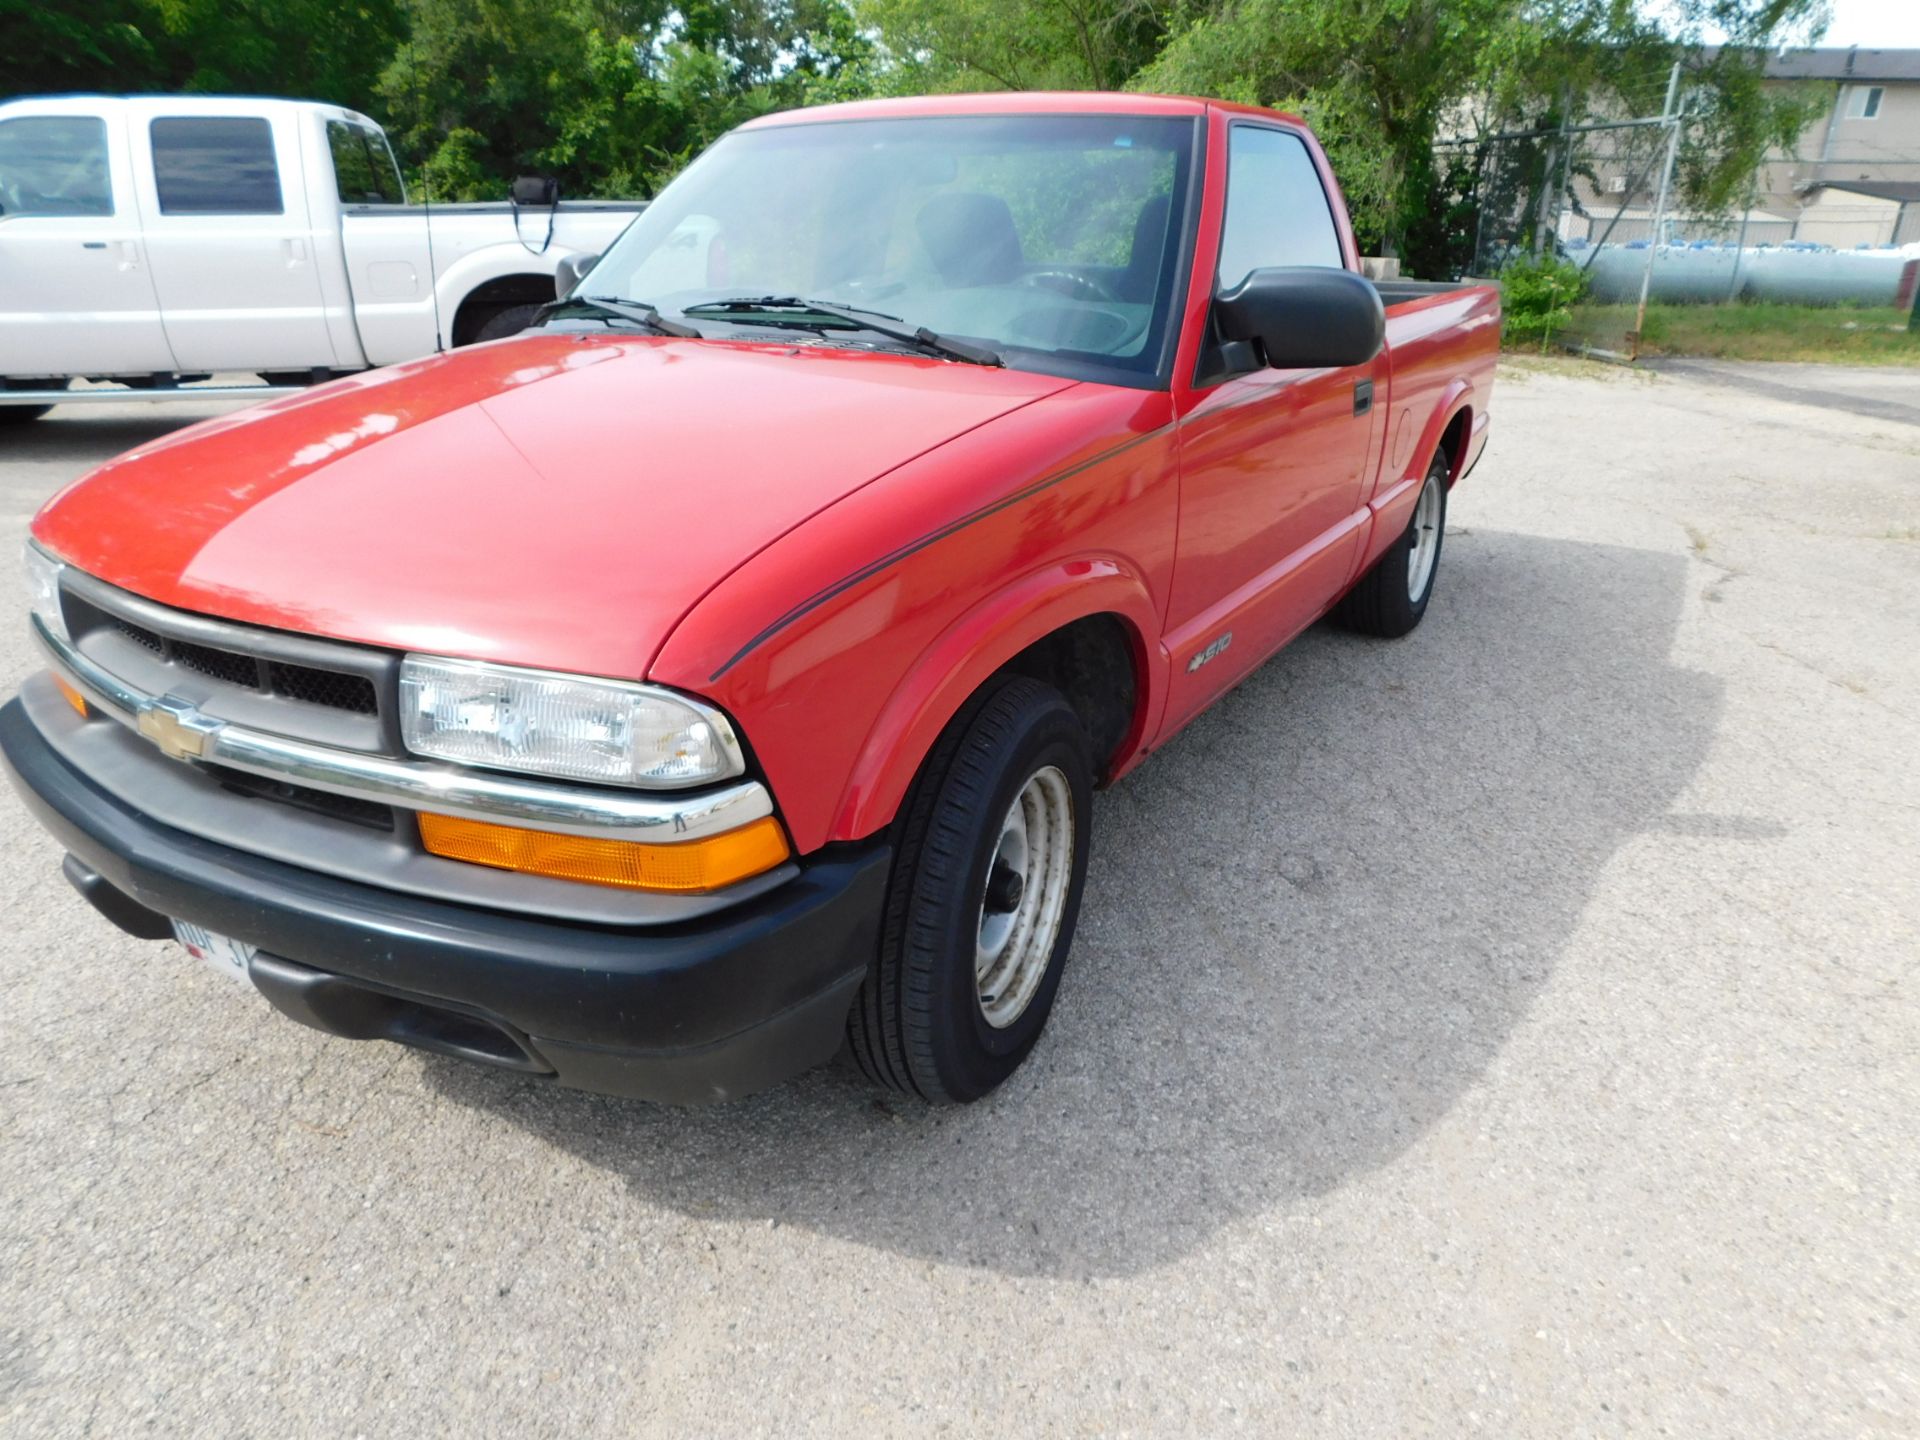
[1334,451,1449,638]
[849,676,1093,1103]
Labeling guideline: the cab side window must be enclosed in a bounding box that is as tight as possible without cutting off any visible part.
[150,117,284,215]
[1215,127,1343,290]
[328,121,405,205]
[0,116,113,218]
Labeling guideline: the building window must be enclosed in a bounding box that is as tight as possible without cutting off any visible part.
[1846,86,1883,120]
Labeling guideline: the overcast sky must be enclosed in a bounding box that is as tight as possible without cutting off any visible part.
[1815,0,1920,47]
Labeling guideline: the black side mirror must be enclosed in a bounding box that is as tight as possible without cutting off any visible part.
[1212,266,1385,373]
[511,175,560,207]
[554,252,598,299]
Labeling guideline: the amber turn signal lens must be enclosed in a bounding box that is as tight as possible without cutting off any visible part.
[53,674,89,717]
[416,812,790,893]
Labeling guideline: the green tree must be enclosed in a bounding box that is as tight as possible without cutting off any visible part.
[857,0,1170,92]
[1130,0,1828,263]
[0,0,165,95]
[0,0,404,116]
[378,0,875,199]
[1136,0,1514,256]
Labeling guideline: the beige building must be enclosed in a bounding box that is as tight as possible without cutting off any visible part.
[1792,180,1920,246]
[1753,47,1920,226]
[1561,46,1920,247]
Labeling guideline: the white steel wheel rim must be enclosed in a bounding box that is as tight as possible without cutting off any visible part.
[1407,472,1443,602]
[975,765,1075,1029]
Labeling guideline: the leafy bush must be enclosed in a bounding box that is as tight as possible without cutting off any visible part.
[1500,254,1591,351]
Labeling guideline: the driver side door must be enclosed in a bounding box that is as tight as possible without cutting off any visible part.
[1162,123,1386,730]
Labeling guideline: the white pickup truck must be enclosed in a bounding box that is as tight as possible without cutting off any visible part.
[0,95,645,419]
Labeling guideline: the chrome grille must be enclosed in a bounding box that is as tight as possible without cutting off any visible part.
[267,660,378,715]
[66,588,382,719]
[115,618,166,655]
[173,638,261,688]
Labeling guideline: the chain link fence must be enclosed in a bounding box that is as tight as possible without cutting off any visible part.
[1438,82,1920,362]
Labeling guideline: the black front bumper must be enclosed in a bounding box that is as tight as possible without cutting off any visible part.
[0,697,888,1104]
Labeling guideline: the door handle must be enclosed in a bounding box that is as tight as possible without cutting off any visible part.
[116,240,140,271]
[82,241,107,249]
[283,237,308,266]
[1353,379,1374,416]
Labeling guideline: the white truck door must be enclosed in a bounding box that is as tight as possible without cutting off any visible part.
[327,120,438,366]
[132,108,340,373]
[0,106,175,377]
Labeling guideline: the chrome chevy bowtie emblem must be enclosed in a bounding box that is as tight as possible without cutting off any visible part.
[136,695,221,762]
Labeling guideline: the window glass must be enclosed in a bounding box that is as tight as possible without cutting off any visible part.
[1847,86,1883,119]
[328,121,404,204]
[0,116,113,217]
[1216,127,1343,289]
[583,115,1197,383]
[370,133,407,203]
[150,117,283,215]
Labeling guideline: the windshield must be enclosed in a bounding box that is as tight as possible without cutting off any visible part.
[578,114,1199,385]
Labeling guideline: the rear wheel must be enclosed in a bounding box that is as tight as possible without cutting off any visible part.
[849,676,1093,1103]
[1334,450,1449,638]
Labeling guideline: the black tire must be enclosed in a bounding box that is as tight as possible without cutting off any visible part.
[471,303,545,344]
[849,675,1094,1104]
[1334,450,1450,638]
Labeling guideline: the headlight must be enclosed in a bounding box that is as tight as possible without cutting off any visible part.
[398,655,744,789]
[24,541,68,643]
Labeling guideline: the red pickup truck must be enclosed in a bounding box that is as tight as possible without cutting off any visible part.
[6,93,1497,1105]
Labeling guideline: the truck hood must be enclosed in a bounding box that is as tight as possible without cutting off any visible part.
[33,335,1075,678]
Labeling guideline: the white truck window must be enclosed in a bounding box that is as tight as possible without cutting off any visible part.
[0,116,113,218]
[326,122,405,205]
[150,117,284,216]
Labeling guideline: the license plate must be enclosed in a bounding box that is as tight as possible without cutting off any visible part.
[172,921,258,989]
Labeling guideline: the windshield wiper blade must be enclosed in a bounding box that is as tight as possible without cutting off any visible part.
[682,296,1003,367]
[545,294,701,338]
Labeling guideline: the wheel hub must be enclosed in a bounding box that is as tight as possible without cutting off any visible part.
[984,861,1025,913]
[975,765,1074,1029]
[1407,471,1443,602]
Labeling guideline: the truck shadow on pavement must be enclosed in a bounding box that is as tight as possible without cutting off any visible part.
[2,413,213,464]
[423,531,1722,1278]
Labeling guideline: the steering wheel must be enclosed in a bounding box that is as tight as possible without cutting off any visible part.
[1018,268,1120,304]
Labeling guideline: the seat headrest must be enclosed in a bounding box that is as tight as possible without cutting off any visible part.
[916,192,1024,287]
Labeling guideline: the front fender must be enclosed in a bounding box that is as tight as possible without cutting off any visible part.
[832,559,1165,844]
[648,384,1181,853]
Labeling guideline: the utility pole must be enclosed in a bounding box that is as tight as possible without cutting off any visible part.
[1533,83,1574,256]
[1631,62,1684,358]
[1725,179,1757,303]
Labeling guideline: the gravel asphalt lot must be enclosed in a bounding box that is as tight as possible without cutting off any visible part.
[1,358,1915,1436]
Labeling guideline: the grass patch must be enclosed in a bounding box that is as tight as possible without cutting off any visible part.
[1541,302,1920,365]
